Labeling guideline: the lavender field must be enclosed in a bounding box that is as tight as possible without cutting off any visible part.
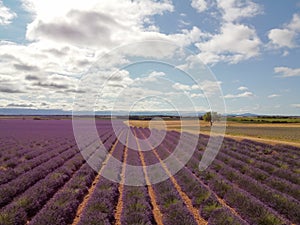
[0,119,299,225]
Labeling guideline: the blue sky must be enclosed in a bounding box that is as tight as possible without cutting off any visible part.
[0,0,299,115]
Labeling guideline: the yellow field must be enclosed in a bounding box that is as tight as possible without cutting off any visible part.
[128,119,300,147]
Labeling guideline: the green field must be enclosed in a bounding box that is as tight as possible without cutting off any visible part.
[227,116,300,123]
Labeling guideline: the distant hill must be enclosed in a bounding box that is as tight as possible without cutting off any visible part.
[238,113,258,117]
[0,108,70,116]
[0,108,205,117]
[0,108,297,117]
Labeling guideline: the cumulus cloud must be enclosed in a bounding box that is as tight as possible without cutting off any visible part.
[274,67,300,77]
[224,91,254,99]
[27,10,125,47]
[268,94,280,98]
[24,0,174,48]
[0,86,24,94]
[0,0,17,25]
[191,0,262,64]
[217,0,262,22]
[170,26,208,46]
[172,83,191,91]
[291,104,300,108]
[191,0,208,13]
[0,0,267,111]
[196,23,261,64]
[25,75,40,81]
[172,80,222,97]
[14,63,39,72]
[140,71,166,83]
[6,103,34,108]
[268,14,300,49]
[238,86,248,91]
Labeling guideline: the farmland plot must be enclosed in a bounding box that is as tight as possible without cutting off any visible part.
[0,119,299,225]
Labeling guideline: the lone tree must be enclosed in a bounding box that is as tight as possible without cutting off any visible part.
[203,111,220,126]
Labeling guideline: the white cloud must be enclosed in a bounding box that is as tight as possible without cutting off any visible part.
[0,0,17,25]
[198,80,222,95]
[217,0,262,23]
[190,93,205,98]
[224,91,254,99]
[24,0,174,48]
[268,14,300,49]
[172,80,221,98]
[291,104,300,108]
[172,83,191,91]
[169,26,209,47]
[268,94,280,98]
[191,0,263,65]
[238,86,248,91]
[268,29,296,48]
[178,19,190,27]
[191,0,208,13]
[274,67,300,77]
[282,50,289,57]
[134,71,166,83]
[2,0,223,111]
[196,23,261,64]
[0,0,269,111]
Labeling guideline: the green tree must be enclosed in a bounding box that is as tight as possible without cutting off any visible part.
[203,112,220,126]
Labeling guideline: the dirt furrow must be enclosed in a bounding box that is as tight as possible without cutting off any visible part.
[161,136,246,223]
[140,133,207,225]
[133,131,164,225]
[72,132,123,225]
[114,133,129,225]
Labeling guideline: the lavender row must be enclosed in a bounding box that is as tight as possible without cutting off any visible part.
[136,130,198,225]
[0,153,86,225]
[77,178,119,225]
[175,168,247,225]
[0,146,79,208]
[153,179,197,225]
[77,131,127,224]
[181,143,287,225]
[29,163,96,225]
[223,139,300,170]
[0,135,75,164]
[223,138,299,170]
[121,185,154,224]
[196,139,299,223]
[220,142,300,185]
[0,131,104,224]
[273,144,300,158]
[208,172,288,225]
[189,149,292,224]
[154,130,247,225]
[0,142,76,185]
[210,159,300,224]
[240,139,300,158]
[0,127,111,185]
[169,130,300,187]
[122,130,154,224]
[27,130,119,225]
[162,130,289,224]
[215,150,300,201]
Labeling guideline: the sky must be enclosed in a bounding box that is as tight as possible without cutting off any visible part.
[0,0,300,115]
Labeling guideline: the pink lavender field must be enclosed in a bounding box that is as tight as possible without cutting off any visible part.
[0,119,299,225]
